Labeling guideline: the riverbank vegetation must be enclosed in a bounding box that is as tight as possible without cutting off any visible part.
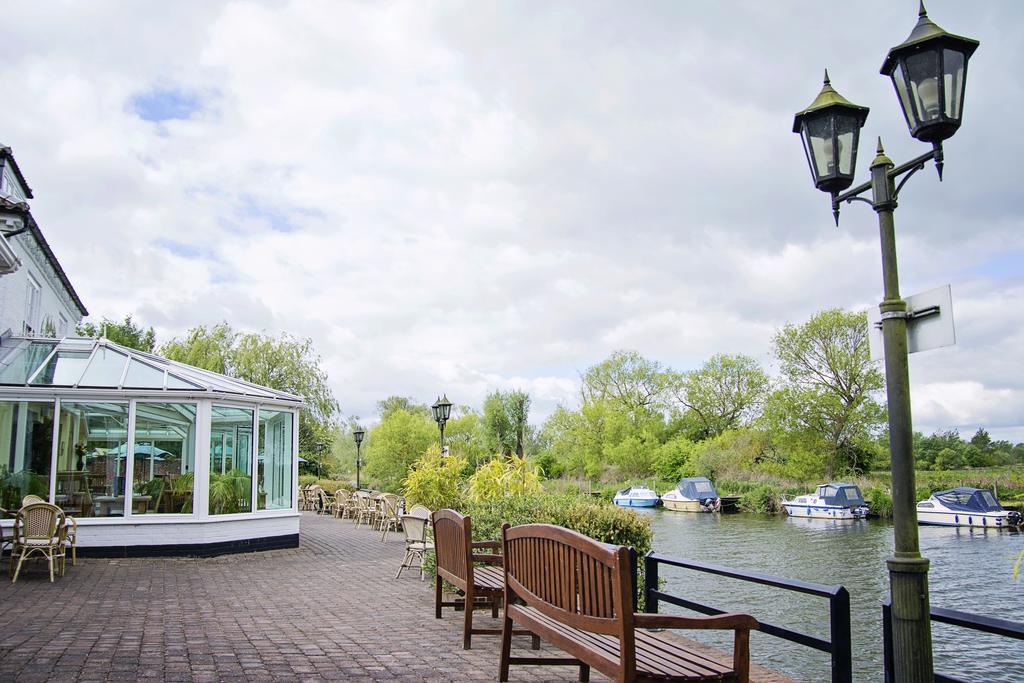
[323,307,1019,517]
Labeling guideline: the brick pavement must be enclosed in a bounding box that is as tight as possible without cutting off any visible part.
[0,513,792,682]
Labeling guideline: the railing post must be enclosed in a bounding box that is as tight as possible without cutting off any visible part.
[882,600,894,683]
[830,586,852,683]
[645,552,659,614]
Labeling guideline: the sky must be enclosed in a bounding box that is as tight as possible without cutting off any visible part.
[1,1,1022,441]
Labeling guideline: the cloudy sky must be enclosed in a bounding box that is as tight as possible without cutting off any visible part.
[2,1,1022,440]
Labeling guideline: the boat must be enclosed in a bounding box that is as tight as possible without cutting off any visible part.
[916,487,1022,528]
[612,485,660,508]
[781,483,869,520]
[661,476,739,512]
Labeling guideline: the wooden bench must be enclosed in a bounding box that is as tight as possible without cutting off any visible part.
[432,509,540,650]
[499,523,758,682]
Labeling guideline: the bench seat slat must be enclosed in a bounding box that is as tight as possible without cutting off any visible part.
[513,604,735,681]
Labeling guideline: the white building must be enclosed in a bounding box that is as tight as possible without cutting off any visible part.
[0,144,301,555]
[0,143,88,336]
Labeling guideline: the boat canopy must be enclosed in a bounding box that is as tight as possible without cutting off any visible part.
[932,487,1003,512]
[676,477,718,501]
[815,483,865,507]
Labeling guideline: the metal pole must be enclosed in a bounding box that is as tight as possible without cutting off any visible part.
[439,422,445,451]
[355,442,361,490]
[870,140,933,682]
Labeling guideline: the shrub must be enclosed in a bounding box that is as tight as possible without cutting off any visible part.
[455,493,654,607]
[738,484,781,514]
[402,445,467,510]
[466,455,542,503]
[864,486,893,518]
[312,479,354,493]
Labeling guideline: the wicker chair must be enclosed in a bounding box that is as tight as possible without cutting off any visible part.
[353,492,374,527]
[378,493,402,542]
[18,495,78,568]
[10,502,66,583]
[317,488,336,517]
[395,510,433,580]
[333,490,353,519]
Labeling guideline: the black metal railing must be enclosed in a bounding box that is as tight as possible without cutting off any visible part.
[643,551,852,683]
[882,600,1024,683]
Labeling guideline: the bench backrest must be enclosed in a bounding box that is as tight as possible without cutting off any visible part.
[501,523,634,638]
[432,508,474,589]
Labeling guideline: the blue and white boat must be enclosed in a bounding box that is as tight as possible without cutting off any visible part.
[916,487,1022,528]
[612,485,660,508]
[781,483,869,520]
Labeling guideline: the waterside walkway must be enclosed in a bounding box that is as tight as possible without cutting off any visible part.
[0,512,793,682]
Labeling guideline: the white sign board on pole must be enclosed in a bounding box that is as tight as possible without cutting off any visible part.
[867,284,956,361]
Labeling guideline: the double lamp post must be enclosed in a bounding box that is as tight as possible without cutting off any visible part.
[792,3,978,680]
[431,394,453,451]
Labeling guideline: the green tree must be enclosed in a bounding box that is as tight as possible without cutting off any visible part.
[402,445,466,510]
[482,389,531,457]
[769,308,885,478]
[377,396,430,420]
[160,323,340,455]
[78,314,156,352]
[363,408,436,490]
[159,323,234,374]
[581,350,673,423]
[672,353,770,440]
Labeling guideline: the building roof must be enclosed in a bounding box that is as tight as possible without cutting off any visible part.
[0,198,88,316]
[0,335,304,405]
[0,144,34,199]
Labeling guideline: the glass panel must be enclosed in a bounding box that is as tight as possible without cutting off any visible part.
[30,350,91,386]
[943,49,965,119]
[166,374,202,390]
[122,359,166,389]
[805,115,835,179]
[0,342,56,384]
[906,50,941,122]
[258,409,293,510]
[834,113,858,176]
[55,402,129,518]
[131,403,196,515]
[78,347,129,387]
[892,62,917,128]
[209,406,253,515]
[0,401,54,509]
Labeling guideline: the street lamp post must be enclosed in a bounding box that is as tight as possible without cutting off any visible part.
[353,427,365,490]
[431,395,453,451]
[793,4,978,681]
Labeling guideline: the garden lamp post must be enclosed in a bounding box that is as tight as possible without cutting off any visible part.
[313,442,326,479]
[431,394,453,451]
[793,4,978,681]
[353,427,365,490]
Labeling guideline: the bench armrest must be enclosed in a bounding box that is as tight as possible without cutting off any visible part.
[471,540,500,552]
[471,552,503,565]
[633,612,758,631]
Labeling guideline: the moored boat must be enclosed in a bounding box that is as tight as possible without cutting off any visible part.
[916,487,1022,528]
[612,485,660,508]
[661,476,739,512]
[781,483,869,520]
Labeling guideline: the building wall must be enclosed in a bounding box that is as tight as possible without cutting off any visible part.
[0,229,82,336]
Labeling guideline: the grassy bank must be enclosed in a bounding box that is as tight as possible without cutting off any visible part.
[545,465,1024,518]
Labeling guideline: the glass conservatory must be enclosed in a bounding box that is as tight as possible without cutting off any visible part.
[0,336,302,555]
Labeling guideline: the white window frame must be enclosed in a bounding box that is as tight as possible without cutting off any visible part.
[24,274,42,335]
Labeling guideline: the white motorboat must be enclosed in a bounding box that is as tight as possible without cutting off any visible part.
[781,483,869,520]
[916,487,1022,528]
[612,485,660,508]
[661,477,739,512]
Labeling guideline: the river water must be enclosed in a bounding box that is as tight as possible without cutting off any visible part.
[641,509,1024,682]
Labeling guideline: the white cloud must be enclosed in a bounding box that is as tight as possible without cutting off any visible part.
[2,0,1022,441]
